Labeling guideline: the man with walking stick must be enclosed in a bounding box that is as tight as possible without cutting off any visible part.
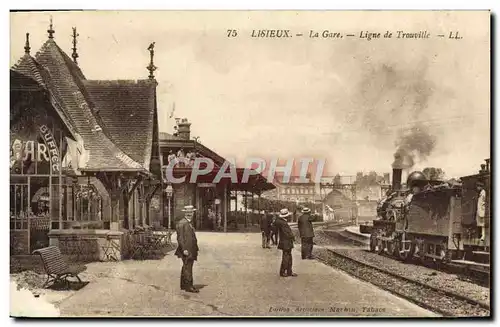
[175,205,200,293]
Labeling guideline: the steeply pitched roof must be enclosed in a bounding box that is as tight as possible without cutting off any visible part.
[11,54,48,89]
[11,55,77,137]
[84,80,156,170]
[11,38,149,172]
[10,69,43,91]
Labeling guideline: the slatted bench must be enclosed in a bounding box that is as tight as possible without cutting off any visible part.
[33,246,87,289]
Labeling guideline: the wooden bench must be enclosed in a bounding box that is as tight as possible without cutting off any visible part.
[33,246,87,289]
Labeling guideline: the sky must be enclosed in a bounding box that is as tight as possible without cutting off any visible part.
[10,11,491,179]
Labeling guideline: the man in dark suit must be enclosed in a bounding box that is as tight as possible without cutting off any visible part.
[274,208,297,277]
[175,205,200,293]
[298,207,315,259]
[260,212,272,249]
[270,214,279,245]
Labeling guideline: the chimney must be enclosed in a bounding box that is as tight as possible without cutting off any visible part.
[177,118,191,140]
[392,168,402,191]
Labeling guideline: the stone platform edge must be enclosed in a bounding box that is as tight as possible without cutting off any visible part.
[344,226,370,239]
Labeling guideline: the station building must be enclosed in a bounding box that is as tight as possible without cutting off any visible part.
[10,24,273,259]
[158,125,275,231]
[10,25,166,258]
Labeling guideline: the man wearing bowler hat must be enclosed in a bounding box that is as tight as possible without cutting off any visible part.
[175,205,200,293]
[298,207,315,259]
[274,208,297,277]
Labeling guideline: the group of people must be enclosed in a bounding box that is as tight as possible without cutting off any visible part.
[207,207,222,231]
[166,148,197,168]
[173,204,317,293]
[259,211,279,249]
[260,207,316,277]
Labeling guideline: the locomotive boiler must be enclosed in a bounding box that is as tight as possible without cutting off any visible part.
[369,159,490,271]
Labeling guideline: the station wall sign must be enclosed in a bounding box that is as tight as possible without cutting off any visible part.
[10,124,61,173]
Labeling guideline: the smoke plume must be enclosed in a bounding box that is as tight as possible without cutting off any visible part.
[392,124,437,168]
[353,60,438,169]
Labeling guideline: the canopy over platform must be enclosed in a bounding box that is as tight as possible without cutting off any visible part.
[163,167,275,194]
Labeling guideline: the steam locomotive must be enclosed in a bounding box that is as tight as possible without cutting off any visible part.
[370,159,490,271]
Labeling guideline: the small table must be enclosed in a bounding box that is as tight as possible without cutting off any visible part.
[145,233,166,256]
[128,233,149,260]
[101,234,120,261]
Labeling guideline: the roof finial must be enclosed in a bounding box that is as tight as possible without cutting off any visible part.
[146,42,157,79]
[24,33,31,55]
[47,16,55,39]
[71,27,79,64]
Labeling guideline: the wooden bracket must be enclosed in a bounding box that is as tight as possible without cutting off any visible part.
[137,181,146,203]
[144,183,161,203]
[127,175,143,198]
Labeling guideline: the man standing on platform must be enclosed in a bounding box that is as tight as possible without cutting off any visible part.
[274,208,297,277]
[175,205,200,293]
[270,213,279,245]
[298,207,315,259]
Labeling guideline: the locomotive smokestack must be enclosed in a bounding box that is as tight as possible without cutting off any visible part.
[392,168,402,191]
[392,152,403,191]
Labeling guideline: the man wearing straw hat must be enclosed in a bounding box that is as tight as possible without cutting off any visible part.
[298,207,315,260]
[175,205,200,293]
[274,208,297,277]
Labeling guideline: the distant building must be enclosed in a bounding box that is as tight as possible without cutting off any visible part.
[261,174,319,205]
[319,172,391,224]
[321,189,355,222]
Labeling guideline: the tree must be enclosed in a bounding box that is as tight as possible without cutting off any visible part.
[422,167,445,180]
[355,171,380,188]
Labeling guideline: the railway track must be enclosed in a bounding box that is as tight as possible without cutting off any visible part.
[312,224,489,287]
[315,248,490,317]
[371,250,490,288]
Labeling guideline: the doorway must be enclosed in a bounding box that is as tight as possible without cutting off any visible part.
[198,186,217,231]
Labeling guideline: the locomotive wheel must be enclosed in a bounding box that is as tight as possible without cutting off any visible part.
[387,241,397,258]
[417,242,427,264]
[439,246,451,264]
[392,239,401,258]
[399,241,415,262]
[369,233,377,252]
[377,239,384,255]
[434,248,448,270]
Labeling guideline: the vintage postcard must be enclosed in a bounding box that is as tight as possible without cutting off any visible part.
[9,10,490,318]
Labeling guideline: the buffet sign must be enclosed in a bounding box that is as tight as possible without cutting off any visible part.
[10,124,60,173]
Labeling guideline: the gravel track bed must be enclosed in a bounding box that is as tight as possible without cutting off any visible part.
[330,248,490,306]
[292,228,355,247]
[314,247,490,317]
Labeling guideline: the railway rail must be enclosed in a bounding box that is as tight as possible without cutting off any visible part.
[369,247,490,287]
[315,248,490,317]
